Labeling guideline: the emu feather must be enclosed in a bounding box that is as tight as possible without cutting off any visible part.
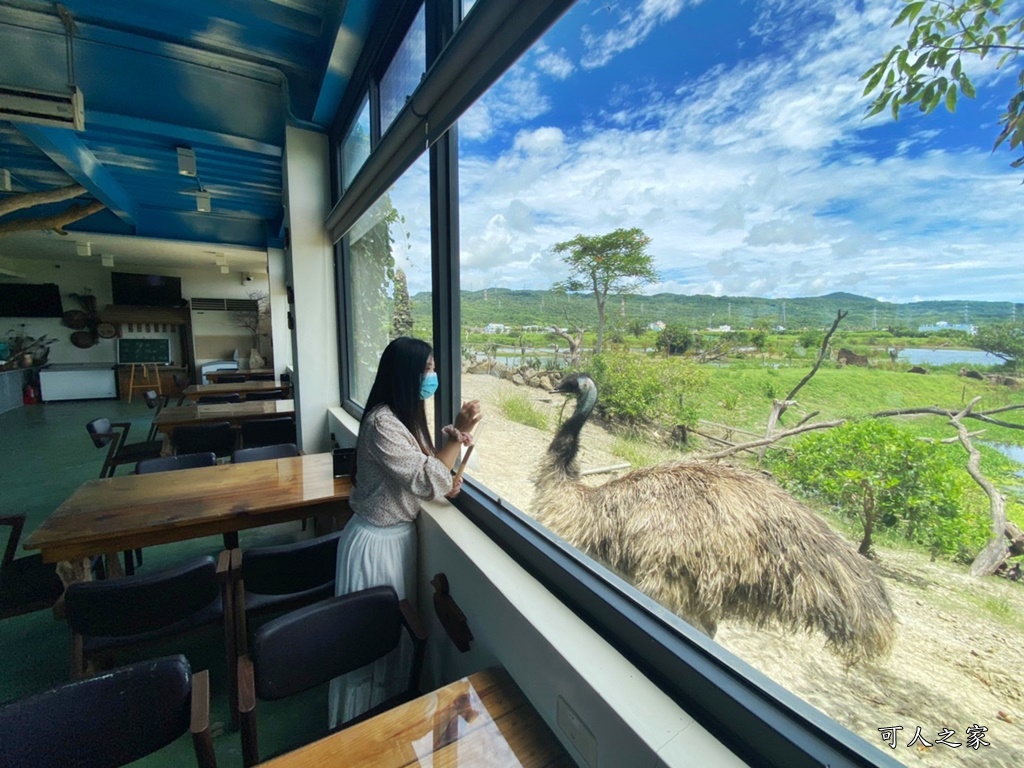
[533,373,896,665]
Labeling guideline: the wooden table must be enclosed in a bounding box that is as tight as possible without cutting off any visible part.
[153,399,295,435]
[205,368,277,383]
[258,667,574,768]
[183,381,291,400]
[23,453,351,564]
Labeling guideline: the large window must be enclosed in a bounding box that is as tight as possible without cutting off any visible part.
[336,0,1024,765]
[340,96,371,192]
[379,5,426,136]
[345,152,433,404]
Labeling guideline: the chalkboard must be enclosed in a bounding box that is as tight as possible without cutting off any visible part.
[117,338,171,364]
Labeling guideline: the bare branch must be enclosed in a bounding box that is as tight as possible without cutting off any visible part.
[0,200,105,237]
[0,183,86,217]
[784,309,848,403]
[700,418,847,460]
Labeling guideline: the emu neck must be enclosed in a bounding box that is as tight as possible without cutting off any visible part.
[543,393,594,481]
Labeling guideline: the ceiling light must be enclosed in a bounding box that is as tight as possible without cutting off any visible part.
[214,253,227,267]
[100,254,114,268]
[75,242,91,257]
[196,190,211,212]
[177,146,196,177]
[220,265,229,274]
[0,169,10,192]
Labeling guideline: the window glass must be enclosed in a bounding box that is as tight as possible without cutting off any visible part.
[341,96,371,191]
[346,152,433,405]
[457,1,1024,763]
[380,5,427,135]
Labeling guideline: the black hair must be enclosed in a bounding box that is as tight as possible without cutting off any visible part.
[358,337,434,479]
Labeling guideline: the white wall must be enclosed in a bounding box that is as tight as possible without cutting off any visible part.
[1,256,271,368]
[283,127,339,453]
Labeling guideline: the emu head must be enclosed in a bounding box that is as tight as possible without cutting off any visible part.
[554,373,598,417]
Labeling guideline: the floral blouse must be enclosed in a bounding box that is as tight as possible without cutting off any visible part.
[349,405,453,527]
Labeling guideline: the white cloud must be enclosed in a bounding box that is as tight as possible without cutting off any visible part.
[447,0,1024,301]
[580,0,700,69]
[536,50,575,80]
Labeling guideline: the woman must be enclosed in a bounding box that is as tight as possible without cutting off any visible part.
[329,336,481,726]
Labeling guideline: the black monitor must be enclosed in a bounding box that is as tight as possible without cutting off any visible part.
[0,282,64,318]
[110,272,183,307]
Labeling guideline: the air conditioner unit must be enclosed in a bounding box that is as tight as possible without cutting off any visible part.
[0,85,84,130]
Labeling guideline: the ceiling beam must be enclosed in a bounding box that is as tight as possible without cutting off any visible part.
[312,0,378,126]
[86,112,283,158]
[16,125,138,227]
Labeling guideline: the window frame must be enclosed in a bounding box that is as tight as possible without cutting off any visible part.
[328,1,901,765]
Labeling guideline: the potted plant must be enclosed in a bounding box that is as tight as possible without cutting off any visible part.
[4,327,58,368]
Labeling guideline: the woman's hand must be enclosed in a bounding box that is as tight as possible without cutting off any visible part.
[445,474,464,498]
[453,399,482,434]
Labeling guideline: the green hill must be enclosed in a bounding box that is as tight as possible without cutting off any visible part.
[414,288,1018,332]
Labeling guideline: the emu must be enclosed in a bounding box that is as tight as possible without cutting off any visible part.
[533,373,896,665]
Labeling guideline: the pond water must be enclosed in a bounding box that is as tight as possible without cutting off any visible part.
[897,348,1001,367]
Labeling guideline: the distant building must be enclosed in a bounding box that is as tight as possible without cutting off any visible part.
[918,321,976,335]
[648,321,665,332]
[484,323,507,334]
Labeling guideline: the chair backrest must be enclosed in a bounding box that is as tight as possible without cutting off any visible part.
[240,417,296,449]
[242,390,284,401]
[216,374,246,383]
[231,444,298,464]
[0,655,203,768]
[251,586,405,701]
[86,418,116,448]
[197,394,241,404]
[136,452,217,474]
[248,373,275,381]
[172,422,236,457]
[241,530,344,598]
[65,556,220,637]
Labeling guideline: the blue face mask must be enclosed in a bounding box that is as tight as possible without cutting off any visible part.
[419,371,438,400]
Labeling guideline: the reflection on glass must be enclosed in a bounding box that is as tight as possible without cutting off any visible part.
[341,97,371,191]
[380,6,426,135]
[346,153,433,405]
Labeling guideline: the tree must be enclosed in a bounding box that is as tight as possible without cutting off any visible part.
[392,268,413,337]
[656,322,694,356]
[552,228,658,355]
[230,290,270,357]
[861,0,1024,172]
[973,320,1024,367]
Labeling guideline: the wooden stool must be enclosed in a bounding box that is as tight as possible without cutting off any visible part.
[126,363,162,403]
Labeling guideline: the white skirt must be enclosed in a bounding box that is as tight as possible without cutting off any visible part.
[328,515,416,728]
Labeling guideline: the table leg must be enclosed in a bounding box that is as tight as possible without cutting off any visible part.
[50,553,125,619]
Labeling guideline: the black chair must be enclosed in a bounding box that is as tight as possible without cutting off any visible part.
[0,654,217,768]
[197,394,242,404]
[229,530,344,660]
[0,514,63,621]
[86,418,164,479]
[173,373,190,406]
[242,389,285,401]
[64,553,236,719]
[237,586,427,766]
[231,444,299,464]
[143,389,170,441]
[172,421,237,458]
[136,452,218,474]
[215,374,246,384]
[248,373,275,381]
[240,417,296,449]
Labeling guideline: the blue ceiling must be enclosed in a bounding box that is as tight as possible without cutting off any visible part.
[0,0,379,249]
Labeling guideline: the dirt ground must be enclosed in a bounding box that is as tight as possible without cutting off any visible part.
[459,373,1024,767]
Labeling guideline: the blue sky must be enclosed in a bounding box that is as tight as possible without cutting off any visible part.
[399,0,1023,303]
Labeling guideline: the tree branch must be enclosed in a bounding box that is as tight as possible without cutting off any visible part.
[0,200,105,237]
[0,183,87,217]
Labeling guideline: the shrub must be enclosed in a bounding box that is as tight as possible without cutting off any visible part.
[769,419,988,559]
[588,352,709,426]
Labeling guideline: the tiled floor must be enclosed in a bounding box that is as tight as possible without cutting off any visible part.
[0,397,327,767]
